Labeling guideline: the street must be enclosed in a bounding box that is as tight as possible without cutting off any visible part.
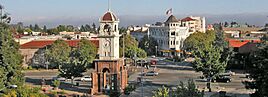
[123,58,254,97]
[24,58,254,97]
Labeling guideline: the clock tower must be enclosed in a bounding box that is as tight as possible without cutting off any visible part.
[90,10,127,95]
[99,11,120,60]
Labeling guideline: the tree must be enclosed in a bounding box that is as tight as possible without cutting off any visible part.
[29,24,33,31]
[92,23,96,33]
[43,25,47,32]
[193,45,227,92]
[57,25,67,32]
[80,25,86,32]
[85,24,91,32]
[17,25,24,34]
[59,59,87,81]
[0,22,24,90]
[172,80,204,97]
[184,31,215,51]
[187,29,230,92]
[2,86,48,97]
[119,27,127,34]
[153,80,204,97]
[45,39,71,69]
[47,28,59,35]
[119,34,146,58]
[66,25,74,32]
[52,80,60,90]
[71,39,97,68]
[0,5,47,97]
[153,86,170,97]
[34,24,41,32]
[245,35,268,97]
[139,35,158,56]
[24,28,32,33]
[224,22,229,27]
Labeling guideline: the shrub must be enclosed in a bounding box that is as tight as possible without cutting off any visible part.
[124,84,136,95]
[53,80,60,88]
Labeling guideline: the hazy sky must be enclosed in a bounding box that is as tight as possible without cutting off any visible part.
[2,0,268,27]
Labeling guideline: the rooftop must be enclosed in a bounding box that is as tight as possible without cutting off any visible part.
[181,17,196,22]
[20,39,99,49]
[101,11,118,21]
[165,15,179,23]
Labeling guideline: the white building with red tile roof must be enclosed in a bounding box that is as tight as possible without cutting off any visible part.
[149,15,190,57]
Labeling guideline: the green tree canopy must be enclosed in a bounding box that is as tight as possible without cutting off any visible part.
[153,86,170,97]
[43,25,47,32]
[138,35,158,56]
[0,23,24,89]
[191,30,230,92]
[172,80,204,97]
[153,80,203,97]
[184,31,215,51]
[59,59,87,79]
[119,34,146,58]
[71,39,97,68]
[34,24,41,32]
[45,39,71,69]
[245,35,268,97]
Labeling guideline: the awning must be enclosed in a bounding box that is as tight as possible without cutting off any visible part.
[160,50,171,53]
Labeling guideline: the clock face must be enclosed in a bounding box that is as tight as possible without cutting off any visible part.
[103,38,110,48]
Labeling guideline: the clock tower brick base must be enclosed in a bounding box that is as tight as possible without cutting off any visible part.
[90,59,127,95]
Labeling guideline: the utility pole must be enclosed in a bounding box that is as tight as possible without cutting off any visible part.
[123,33,125,59]
[141,60,144,97]
[0,4,3,23]
[155,46,158,57]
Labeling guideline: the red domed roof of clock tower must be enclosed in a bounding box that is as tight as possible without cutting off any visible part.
[101,11,118,21]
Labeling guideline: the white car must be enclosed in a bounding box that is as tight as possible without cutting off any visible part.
[81,76,92,82]
[143,71,159,76]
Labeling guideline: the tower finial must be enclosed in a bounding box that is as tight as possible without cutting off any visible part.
[108,0,111,11]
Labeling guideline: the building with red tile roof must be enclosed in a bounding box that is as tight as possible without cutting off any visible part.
[228,39,258,54]
[181,17,196,22]
[19,39,99,67]
[20,39,99,49]
[101,11,118,22]
[229,41,248,48]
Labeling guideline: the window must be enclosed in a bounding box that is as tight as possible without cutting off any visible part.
[171,32,175,35]
[114,25,117,32]
[176,41,178,45]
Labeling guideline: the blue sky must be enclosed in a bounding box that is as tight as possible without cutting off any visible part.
[2,0,268,27]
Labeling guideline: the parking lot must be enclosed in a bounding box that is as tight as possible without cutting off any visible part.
[125,60,254,97]
[24,70,92,93]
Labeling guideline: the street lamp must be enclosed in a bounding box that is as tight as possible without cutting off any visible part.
[155,46,158,57]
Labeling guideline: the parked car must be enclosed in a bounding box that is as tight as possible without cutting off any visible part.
[52,76,66,81]
[150,60,157,65]
[81,76,92,82]
[212,76,232,83]
[142,71,159,76]
[136,59,148,66]
[221,70,235,76]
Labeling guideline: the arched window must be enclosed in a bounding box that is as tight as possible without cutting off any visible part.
[114,25,117,32]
